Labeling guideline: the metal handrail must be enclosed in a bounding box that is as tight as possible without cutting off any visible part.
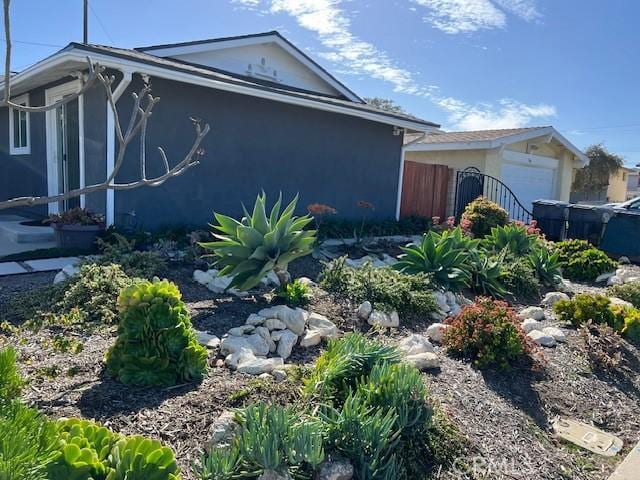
[454,167,533,223]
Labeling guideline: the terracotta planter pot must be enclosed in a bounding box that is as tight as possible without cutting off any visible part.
[52,223,104,250]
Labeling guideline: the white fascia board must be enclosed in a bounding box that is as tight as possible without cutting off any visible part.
[66,51,435,131]
[403,140,493,152]
[140,34,363,103]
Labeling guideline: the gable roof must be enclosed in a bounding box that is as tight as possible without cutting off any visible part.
[136,31,362,103]
[404,126,588,165]
[2,41,439,132]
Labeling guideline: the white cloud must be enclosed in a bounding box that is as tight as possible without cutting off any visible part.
[412,0,505,34]
[233,0,554,130]
[435,97,555,130]
[411,0,540,34]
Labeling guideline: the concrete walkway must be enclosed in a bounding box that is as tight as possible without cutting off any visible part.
[0,215,56,257]
[0,256,80,277]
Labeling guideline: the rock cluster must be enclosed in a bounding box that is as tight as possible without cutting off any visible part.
[519,306,566,347]
[219,305,338,375]
[431,291,468,321]
[604,267,640,286]
[53,263,80,284]
[356,301,399,328]
[193,268,280,296]
[541,291,570,307]
[398,333,440,370]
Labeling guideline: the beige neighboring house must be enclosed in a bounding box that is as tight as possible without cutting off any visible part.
[626,167,640,200]
[399,126,588,219]
[606,167,631,203]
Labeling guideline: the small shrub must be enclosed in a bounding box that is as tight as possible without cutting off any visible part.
[501,257,541,299]
[482,223,540,256]
[0,401,60,480]
[394,228,474,290]
[608,281,640,309]
[197,404,324,479]
[319,258,437,317]
[551,239,592,265]
[304,332,401,403]
[0,347,23,402]
[578,321,629,371]
[47,207,104,226]
[274,279,311,307]
[621,308,640,342]
[461,197,509,237]
[563,248,617,282]
[202,193,316,290]
[93,233,166,278]
[553,294,624,329]
[105,279,208,386]
[443,297,536,370]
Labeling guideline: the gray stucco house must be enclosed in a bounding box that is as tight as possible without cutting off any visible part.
[0,31,438,229]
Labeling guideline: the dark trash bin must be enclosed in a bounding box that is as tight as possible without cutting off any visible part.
[532,200,569,241]
[566,204,614,246]
[600,210,640,261]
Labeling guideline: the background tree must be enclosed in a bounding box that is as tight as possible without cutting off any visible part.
[572,144,624,198]
[364,97,407,115]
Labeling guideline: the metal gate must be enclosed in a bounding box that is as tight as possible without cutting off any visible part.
[453,167,533,223]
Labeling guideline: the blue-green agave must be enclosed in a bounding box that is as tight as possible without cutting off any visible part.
[482,223,540,256]
[201,193,316,291]
[394,228,474,290]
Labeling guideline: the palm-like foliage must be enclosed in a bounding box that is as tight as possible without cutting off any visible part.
[482,224,540,256]
[528,247,563,286]
[394,228,474,290]
[468,250,508,298]
[202,193,316,291]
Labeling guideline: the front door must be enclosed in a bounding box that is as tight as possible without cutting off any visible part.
[46,81,83,214]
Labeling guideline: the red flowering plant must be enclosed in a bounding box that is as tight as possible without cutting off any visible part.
[430,215,474,237]
[443,297,542,370]
[307,203,337,231]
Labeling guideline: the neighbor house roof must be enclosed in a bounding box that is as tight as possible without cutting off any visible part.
[1,35,439,132]
[404,126,588,165]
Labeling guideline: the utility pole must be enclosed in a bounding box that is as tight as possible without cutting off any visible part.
[83,0,88,43]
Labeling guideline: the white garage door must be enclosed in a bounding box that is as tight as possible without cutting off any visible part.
[501,163,555,217]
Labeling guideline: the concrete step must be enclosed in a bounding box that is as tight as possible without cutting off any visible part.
[0,221,54,243]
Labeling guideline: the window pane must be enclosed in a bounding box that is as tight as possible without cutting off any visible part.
[12,109,19,147]
[19,111,27,147]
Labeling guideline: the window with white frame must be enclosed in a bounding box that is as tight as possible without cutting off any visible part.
[9,93,30,155]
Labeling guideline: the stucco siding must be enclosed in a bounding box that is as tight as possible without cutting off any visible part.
[607,169,628,202]
[113,75,403,229]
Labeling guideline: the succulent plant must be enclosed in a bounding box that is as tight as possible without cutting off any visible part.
[394,228,473,290]
[201,192,316,291]
[482,223,540,256]
[106,436,181,480]
[105,279,208,387]
[527,247,563,286]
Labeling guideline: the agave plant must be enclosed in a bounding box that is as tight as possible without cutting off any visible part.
[482,223,540,256]
[202,193,316,291]
[394,228,473,291]
[528,247,563,286]
[468,250,508,298]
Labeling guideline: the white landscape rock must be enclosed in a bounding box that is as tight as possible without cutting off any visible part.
[258,306,307,335]
[426,323,449,343]
[228,325,255,336]
[433,292,451,314]
[609,297,634,309]
[196,331,220,349]
[367,310,400,328]
[224,347,256,369]
[237,356,284,375]
[276,330,298,359]
[272,369,287,382]
[245,333,271,356]
[209,410,238,448]
[521,318,544,333]
[357,301,373,320]
[299,329,323,347]
[527,330,557,347]
[256,326,276,353]
[264,318,287,331]
[398,334,434,355]
[307,313,338,339]
[246,314,266,326]
[220,336,250,356]
[519,306,545,321]
[595,272,615,283]
[405,352,440,371]
[541,292,570,307]
[607,276,624,286]
[316,458,354,480]
[193,269,214,285]
[542,326,566,343]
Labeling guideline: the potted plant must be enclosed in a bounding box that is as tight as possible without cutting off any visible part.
[46,207,105,250]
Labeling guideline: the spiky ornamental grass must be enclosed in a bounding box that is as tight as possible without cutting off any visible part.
[105,279,208,387]
[202,193,317,291]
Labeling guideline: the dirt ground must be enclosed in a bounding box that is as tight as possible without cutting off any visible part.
[1,260,639,479]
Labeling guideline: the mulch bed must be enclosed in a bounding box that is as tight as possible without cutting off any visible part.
[1,259,639,479]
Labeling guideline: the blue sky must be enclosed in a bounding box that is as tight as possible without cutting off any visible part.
[4,0,640,165]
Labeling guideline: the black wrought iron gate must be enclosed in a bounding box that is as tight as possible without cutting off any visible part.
[453,167,533,223]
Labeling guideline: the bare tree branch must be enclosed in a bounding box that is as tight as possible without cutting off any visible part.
[0,0,210,212]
